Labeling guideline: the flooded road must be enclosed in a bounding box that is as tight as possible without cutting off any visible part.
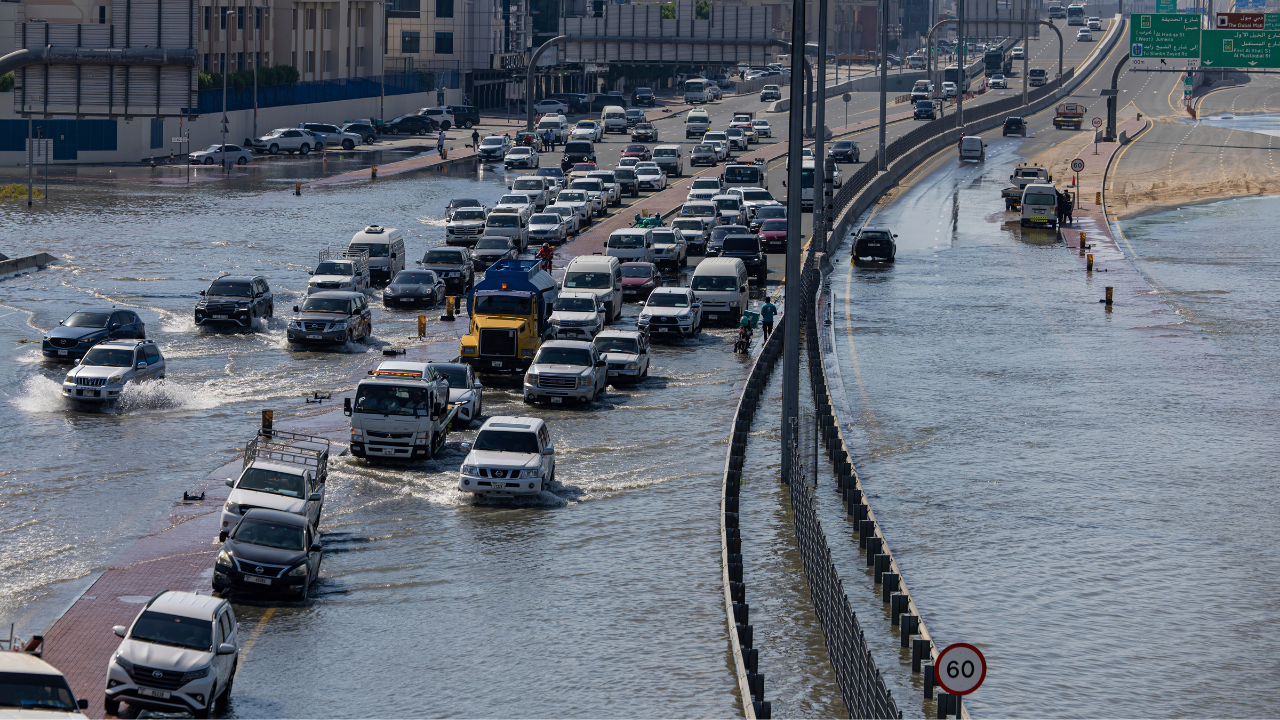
[0,159,759,715]
[827,137,1280,716]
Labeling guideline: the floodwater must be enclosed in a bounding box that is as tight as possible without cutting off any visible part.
[826,140,1280,716]
[1182,112,1280,138]
[0,158,769,716]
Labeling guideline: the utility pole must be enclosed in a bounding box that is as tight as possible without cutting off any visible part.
[222,2,229,172]
[781,0,808,482]
[1022,0,1028,107]
[878,0,887,170]
[253,3,259,140]
[956,0,964,131]
[816,0,830,251]
[26,115,32,207]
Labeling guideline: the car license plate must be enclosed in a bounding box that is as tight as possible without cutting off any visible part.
[138,688,171,699]
[1031,216,1048,222]
[213,314,228,319]
[401,298,415,303]
[57,349,68,356]
[243,574,271,585]
[708,314,719,320]
[491,360,503,367]
[307,334,322,339]
[550,397,563,404]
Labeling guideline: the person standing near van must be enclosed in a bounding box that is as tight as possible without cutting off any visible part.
[759,299,776,339]
[437,130,446,155]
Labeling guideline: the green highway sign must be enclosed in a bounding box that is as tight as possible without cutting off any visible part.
[1131,14,1203,70]
[1202,29,1280,68]
[1270,14,1280,31]
[1156,0,1176,12]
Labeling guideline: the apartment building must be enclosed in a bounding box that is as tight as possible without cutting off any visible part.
[386,0,526,107]
[194,0,382,80]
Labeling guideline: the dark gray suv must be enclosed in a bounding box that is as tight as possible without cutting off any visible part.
[287,291,372,346]
[195,275,274,329]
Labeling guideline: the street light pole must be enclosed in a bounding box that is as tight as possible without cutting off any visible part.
[878,0,887,170]
[816,0,829,250]
[956,0,964,130]
[1022,0,1028,107]
[222,2,229,172]
[782,6,808,482]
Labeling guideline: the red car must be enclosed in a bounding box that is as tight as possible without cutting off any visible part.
[621,144,652,161]
[758,219,788,252]
[621,262,661,300]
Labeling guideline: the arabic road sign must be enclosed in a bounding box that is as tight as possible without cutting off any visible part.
[1255,0,1269,10]
[1156,0,1176,11]
[1202,29,1280,68]
[1184,86,1193,95]
[1071,158,1085,172]
[1214,12,1279,28]
[935,644,987,696]
[1131,14,1203,70]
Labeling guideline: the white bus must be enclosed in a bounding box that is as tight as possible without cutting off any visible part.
[684,79,712,104]
[1066,4,1085,25]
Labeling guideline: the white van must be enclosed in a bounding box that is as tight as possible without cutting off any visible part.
[562,255,624,322]
[606,228,655,264]
[690,257,749,324]
[959,135,986,162]
[536,114,570,143]
[349,225,406,286]
[685,109,711,138]
[652,145,684,177]
[601,105,629,134]
[1020,183,1060,229]
[723,162,767,190]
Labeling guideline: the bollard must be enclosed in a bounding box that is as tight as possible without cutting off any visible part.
[1087,253,1094,272]
[1096,190,1102,205]
[882,571,900,601]
[727,529,741,554]
[874,554,891,584]
[725,497,739,514]
[724,512,739,529]
[1105,286,1113,305]
[937,692,956,719]
[859,519,875,547]
[736,623,753,649]
[729,560,743,583]
[371,164,378,180]
[442,296,456,321]
[754,700,772,719]
[900,612,919,646]
[745,646,758,673]
[1079,231,1087,254]
[923,663,936,699]
[418,315,427,338]
[913,638,930,672]
[733,602,749,626]
[730,581,745,603]
[261,409,273,430]
[865,537,883,565]
[747,672,764,700]
[851,502,869,524]
[441,147,448,160]
[890,593,910,625]
[294,182,301,196]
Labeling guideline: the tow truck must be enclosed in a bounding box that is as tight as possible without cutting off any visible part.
[1001,163,1052,211]
[1053,102,1086,130]
[344,361,454,462]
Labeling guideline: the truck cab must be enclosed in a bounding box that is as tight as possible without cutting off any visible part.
[220,429,330,541]
[460,259,559,373]
[344,361,451,461]
[1002,163,1052,210]
[1029,68,1047,87]
[1053,102,1086,130]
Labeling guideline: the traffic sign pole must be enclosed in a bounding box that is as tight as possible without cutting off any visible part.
[1071,158,1085,210]
[935,643,987,696]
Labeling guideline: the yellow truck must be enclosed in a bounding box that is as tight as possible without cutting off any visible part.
[459,259,559,374]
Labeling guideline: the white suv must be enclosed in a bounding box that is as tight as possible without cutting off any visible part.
[550,291,606,340]
[417,107,455,129]
[104,591,239,718]
[458,416,556,497]
[61,339,166,407]
[250,127,314,155]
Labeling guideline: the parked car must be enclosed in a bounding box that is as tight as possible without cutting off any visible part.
[382,269,446,308]
[386,114,438,135]
[195,275,274,329]
[190,143,253,165]
[522,340,608,405]
[457,416,556,496]
[594,329,650,384]
[43,307,145,361]
[621,144,652,161]
[444,104,480,128]
[620,261,662,301]
[633,87,656,106]
[286,291,372,345]
[637,286,703,338]
[249,127,313,155]
[504,146,540,168]
[418,246,475,293]
[472,236,520,271]
[300,123,362,150]
[342,122,379,143]
[103,590,239,718]
[61,339,166,407]
[417,107,455,129]
[534,99,571,115]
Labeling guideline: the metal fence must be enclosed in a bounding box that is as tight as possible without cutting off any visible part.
[197,72,435,114]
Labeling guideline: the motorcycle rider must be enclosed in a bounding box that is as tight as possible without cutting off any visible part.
[536,242,555,271]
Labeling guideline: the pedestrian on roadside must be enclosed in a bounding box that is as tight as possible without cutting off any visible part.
[544,129,555,152]
[471,128,480,149]
[1064,190,1074,225]
[759,298,777,339]
[1054,190,1067,227]
[437,129,446,155]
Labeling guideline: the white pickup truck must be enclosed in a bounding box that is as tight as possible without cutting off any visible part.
[308,246,370,295]
[220,429,331,541]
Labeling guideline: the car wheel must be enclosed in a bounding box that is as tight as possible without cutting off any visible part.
[300,144,311,155]
[463,119,474,129]
[236,156,247,165]
[203,157,214,165]
[104,697,121,716]
[269,143,280,155]
[441,121,451,130]
[192,688,214,719]
[216,668,234,712]
[342,139,355,150]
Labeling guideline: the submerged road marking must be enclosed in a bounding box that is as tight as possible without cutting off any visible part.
[236,606,276,671]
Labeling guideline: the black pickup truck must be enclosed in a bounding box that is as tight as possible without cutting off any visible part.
[720,233,768,286]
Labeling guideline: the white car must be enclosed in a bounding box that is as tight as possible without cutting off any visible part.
[567,178,607,216]
[571,121,603,141]
[738,187,782,218]
[510,177,552,210]
[1088,16,1101,29]
[528,212,571,244]
[990,74,1007,89]
[751,119,772,138]
[650,228,688,269]
[686,188,718,203]
[635,163,667,191]
[62,340,166,407]
[522,340,608,405]
[104,591,239,718]
[552,190,593,226]
[417,107,455,129]
[1,646,89,716]
[637,286,703,338]
[545,203,584,234]
[594,330,650,384]
[458,416,556,496]
[1011,46,1025,59]
[190,143,253,165]
[942,81,958,98]
[249,127,314,155]
[550,291,606,340]
[587,171,622,206]
[1076,28,1093,41]
[300,122,363,150]
[435,362,484,427]
[617,156,641,169]
[445,206,488,246]
[702,132,731,160]
[477,135,514,161]
[493,194,536,224]
[504,146,540,168]
[534,99,570,114]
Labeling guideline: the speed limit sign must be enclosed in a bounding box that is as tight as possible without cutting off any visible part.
[934,643,986,695]
[1070,158,1085,173]
[1092,116,1103,128]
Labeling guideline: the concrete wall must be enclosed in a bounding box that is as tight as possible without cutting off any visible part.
[0,252,57,279]
[0,86,463,164]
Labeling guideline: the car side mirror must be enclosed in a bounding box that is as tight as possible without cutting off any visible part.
[216,643,237,656]
[460,442,472,452]
[472,381,483,390]
[595,359,606,367]
[136,361,147,370]
[309,492,322,502]
[541,446,555,456]
[198,289,205,295]
[293,305,300,313]
[310,543,323,553]
[343,397,352,416]
[78,699,89,710]
[307,270,314,275]
[226,478,234,487]
[113,625,127,638]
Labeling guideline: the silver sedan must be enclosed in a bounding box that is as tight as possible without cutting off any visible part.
[190,144,253,165]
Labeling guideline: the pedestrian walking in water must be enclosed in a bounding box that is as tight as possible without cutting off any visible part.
[759,299,777,339]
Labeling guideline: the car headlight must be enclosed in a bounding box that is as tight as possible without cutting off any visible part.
[462,346,476,355]
[525,373,538,385]
[384,287,396,295]
[289,320,303,329]
[521,469,542,479]
[351,428,363,439]
[730,302,741,308]
[180,665,210,681]
[577,375,592,388]
[521,349,535,359]
[64,374,74,384]
[107,374,125,385]
[224,501,240,514]
[462,464,480,475]
[330,322,347,330]
[639,314,651,322]
[287,563,309,577]
[216,549,233,568]
[114,653,134,671]
[625,362,637,370]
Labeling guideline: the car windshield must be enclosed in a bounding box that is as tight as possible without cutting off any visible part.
[725,129,742,136]
[565,143,593,154]
[558,191,586,202]
[637,167,660,176]
[0,673,77,712]
[672,220,705,232]
[299,297,351,313]
[570,181,601,191]
[237,467,306,497]
[514,180,544,190]
[724,237,759,253]
[474,294,531,315]
[653,149,676,157]
[129,611,213,652]
[833,141,852,150]
[609,234,646,249]
[576,122,596,129]
[434,366,469,388]
[861,231,892,240]
[423,250,464,263]
[208,280,253,297]
[65,311,111,328]
[477,238,512,249]
[81,347,134,367]
[725,167,761,183]
[715,198,740,210]
[762,219,788,231]
[354,382,433,416]
[393,271,436,284]
[588,173,614,184]
[695,145,715,153]
[530,214,560,226]
[350,242,389,258]
[624,145,647,153]
[452,209,486,221]
[692,179,721,190]
[683,205,715,216]
[548,206,573,217]
[756,207,786,220]
[1024,192,1057,206]
[691,275,738,291]
[486,215,520,228]
[563,271,612,289]
[536,168,564,178]
[481,138,504,146]
[233,519,306,550]
[712,227,749,242]
[621,266,654,278]
[595,337,638,353]
[614,169,636,179]
[635,123,653,130]
[536,347,592,366]
[314,261,353,275]
[499,195,529,205]
[647,293,690,308]
[742,190,773,202]
[555,297,598,313]
[472,429,540,454]
[651,232,677,244]
[265,129,285,137]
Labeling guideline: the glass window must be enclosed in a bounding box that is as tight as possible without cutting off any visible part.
[393,271,436,284]
[477,239,512,250]
[1024,192,1056,206]
[64,311,110,328]
[485,215,520,228]
[237,468,306,497]
[594,337,638,353]
[423,250,463,263]
[473,294,532,315]
[314,261,353,275]
[129,611,214,652]
[208,280,252,297]
[529,214,560,225]
[609,234,646,249]
[691,275,738,291]
[81,348,134,367]
[534,347,592,366]
[354,383,433,416]
[762,219,788,231]
[233,519,306,550]
[562,271,612,289]
[472,430,540,454]
[436,0,453,16]
[724,167,760,183]
[0,673,78,713]
[436,365,469,388]
[435,32,454,54]
[300,297,349,313]
[646,292,690,308]
[554,297,598,313]
[401,31,420,54]
[351,243,389,258]
[451,209,486,221]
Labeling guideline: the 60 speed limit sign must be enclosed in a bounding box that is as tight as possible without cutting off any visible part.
[1070,158,1085,173]
[934,644,986,695]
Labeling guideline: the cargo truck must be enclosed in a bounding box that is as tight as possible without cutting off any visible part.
[459,258,559,374]
[344,361,453,462]
[1001,163,1052,211]
[1053,102,1086,130]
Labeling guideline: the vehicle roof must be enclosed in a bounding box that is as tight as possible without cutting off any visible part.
[479,415,544,431]
[595,329,645,340]
[712,194,741,200]
[0,652,68,676]
[566,255,619,268]
[210,275,261,282]
[621,261,658,268]
[240,507,309,527]
[306,290,364,299]
[649,286,690,294]
[69,307,120,314]
[244,459,307,475]
[93,339,153,349]
[558,290,600,299]
[693,257,747,272]
[147,590,225,619]
[540,339,594,349]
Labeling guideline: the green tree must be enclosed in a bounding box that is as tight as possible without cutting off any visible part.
[695,0,709,19]
[660,2,675,19]
[0,72,13,93]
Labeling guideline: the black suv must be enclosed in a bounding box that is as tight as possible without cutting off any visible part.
[1003,117,1027,137]
[560,140,597,172]
[633,87,656,106]
[612,167,639,197]
[342,122,379,143]
[444,105,481,129]
[418,246,475,293]
[195,275,274,329]
[829,139,860,163]
[720,233,768,285]
[42,307,146,361]
[386,114,439,135]
[914,100,938,120]
[853,227,897,266]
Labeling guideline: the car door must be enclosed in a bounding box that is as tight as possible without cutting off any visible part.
[538,426,554,479]
[306,471,323,526]
[144,345,164,379]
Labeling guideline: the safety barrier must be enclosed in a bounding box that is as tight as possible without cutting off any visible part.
[197,72,439,114]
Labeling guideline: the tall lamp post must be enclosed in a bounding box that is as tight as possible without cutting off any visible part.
[781,0,808,480]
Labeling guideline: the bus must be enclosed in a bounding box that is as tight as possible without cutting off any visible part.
[944,63,983,91]
[984,48,1010,75]
[1066,4,1085,25]
[683,79,712,104]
